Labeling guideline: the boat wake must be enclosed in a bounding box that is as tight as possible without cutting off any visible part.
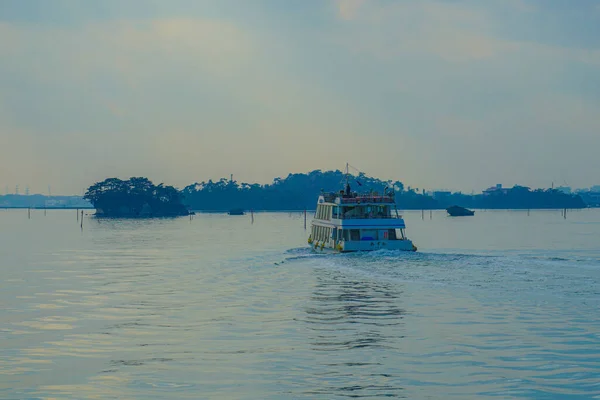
[280,247,600,307]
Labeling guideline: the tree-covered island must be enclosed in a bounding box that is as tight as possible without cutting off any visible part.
[84,177,190,217]
[181,170,586,211]
[82,170,588,215]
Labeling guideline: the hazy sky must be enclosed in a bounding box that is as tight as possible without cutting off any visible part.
[1,0,599,194]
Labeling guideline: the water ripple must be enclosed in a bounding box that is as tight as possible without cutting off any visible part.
[1,211,600,399]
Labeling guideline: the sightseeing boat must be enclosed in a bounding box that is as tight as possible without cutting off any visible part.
[308,171,417,253]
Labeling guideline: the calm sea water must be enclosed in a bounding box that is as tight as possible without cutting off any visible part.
[1,208,599,399]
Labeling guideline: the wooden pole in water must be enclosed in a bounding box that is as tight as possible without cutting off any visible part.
[251,209,254,224]
[430,210,432,219]
[564,208,567,219]
[304,209,307,229]
[28,207,30,219]
[80,210,83,229]
[77,208,79,221]
[422,209,424,220]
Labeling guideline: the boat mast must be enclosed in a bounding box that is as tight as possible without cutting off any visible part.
[345,162,349,186]
[345,162,351,195]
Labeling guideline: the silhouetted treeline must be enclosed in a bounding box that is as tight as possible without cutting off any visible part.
[434,186,586,210]
[181,170,586,211]
[578,191,600,207]
[84,177,189,217]
[0,194,91,208]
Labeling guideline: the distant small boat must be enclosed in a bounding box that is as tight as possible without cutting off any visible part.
[446,205,475,217]
[228,208,245,215]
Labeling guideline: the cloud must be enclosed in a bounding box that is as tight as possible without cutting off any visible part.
[334,0,366,21]
[330,0,600,65]
[0,16,379,192]
[0,18,252,81]
[1,1,599,193]
[330,1,519,62]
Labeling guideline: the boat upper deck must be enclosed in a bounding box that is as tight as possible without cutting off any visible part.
[320,192,395,205]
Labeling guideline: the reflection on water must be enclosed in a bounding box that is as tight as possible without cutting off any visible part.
[307,270,405,351]
[1,209,600,399]
[303,268,407,398]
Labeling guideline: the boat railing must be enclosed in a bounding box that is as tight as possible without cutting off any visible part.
[341,196,394,204]
[321,192,395,204]
[333,214,403,220]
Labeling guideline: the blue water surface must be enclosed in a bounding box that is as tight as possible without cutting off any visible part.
[0,209,599,399]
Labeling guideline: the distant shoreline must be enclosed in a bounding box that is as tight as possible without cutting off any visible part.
[2,206,596,212]
[190,207,595,213]
[1,206,94,210]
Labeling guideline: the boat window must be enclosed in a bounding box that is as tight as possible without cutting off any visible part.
[395,229,405,240]
[332,228,337,239]
[350,229,360,241]
[333,206,340,219]
[361,229,377,240]
[344,206,360,219]
[388,229,397,240]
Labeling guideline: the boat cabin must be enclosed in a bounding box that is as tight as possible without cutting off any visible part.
[312,193,409,244]
[316,203,392,220]
[316,191,395,220]
[310,225,408,244]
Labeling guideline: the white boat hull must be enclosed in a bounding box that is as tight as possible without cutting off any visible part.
[309,239,416,253]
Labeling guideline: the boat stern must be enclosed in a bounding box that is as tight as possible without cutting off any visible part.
[338,239,417,252]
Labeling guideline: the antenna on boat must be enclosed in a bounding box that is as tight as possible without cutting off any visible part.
[345,162,349,187]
